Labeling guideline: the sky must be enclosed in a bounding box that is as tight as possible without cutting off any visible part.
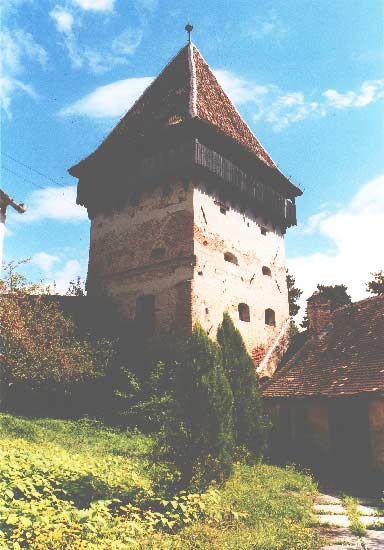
[1,0,384,319]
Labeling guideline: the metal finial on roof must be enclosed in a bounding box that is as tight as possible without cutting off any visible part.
[185,23,193,44]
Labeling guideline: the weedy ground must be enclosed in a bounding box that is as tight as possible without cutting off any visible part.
[0,413,320,549]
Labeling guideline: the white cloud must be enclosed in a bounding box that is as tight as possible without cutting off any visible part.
[50,6,74,33]
[214,69,268,105]
[60,76,153,118]
[32,252,60,272]
[298,211,329,235]
[243,11,288,40]
[111,28,143,56]
[59,68,384,132]
[0,28,47,116]
[72,0,114,11]
[323,80,384,109]
[9,186,88,223]
[214,70,322,131]
[215,71,383,131]
[51,259,85,294]
[49,11,143,74]
[288,175,384,321]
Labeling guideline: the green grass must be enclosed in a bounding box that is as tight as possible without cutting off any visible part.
[0,413,320,549]
[342,495,367,537]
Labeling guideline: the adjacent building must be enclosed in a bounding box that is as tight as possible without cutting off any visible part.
[262,292,384,484]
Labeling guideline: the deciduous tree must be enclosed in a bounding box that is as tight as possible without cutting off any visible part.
[0,264,112,410]
[366,270,384,296]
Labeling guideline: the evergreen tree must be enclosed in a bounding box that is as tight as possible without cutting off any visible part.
[286,270,302,317]
[366,270,384,296]
[162,324,234,488]
[217,313,267,459]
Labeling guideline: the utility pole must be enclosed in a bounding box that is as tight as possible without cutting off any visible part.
[0,189,26,275]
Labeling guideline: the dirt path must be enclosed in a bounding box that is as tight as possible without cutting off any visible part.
[313,493,384,549]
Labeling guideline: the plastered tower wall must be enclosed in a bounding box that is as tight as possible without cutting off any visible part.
[86,181,195,348]
[192,183,289,369]
[86,176,290,370]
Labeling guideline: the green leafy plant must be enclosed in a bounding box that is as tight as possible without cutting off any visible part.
[342,495,367,537]
[0,263,112,411]
[0,413,319,549]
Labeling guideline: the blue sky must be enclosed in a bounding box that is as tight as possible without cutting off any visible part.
[2,0,384,316]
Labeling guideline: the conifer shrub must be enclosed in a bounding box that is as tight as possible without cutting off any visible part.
[159,324,235,489]
[217,313,268,459]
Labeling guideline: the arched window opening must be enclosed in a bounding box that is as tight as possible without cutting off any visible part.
[262,266,272,276]
[151,247,165,260]
[265,308,276,327]
[238,303,250,322]
[260,226,267,236]
[224,252,238,265]
[135,294,156,336]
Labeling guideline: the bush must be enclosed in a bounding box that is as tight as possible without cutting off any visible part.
[0,266,112,414]
[217,313,268,458]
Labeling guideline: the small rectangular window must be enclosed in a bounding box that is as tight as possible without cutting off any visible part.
[238,303,250,322]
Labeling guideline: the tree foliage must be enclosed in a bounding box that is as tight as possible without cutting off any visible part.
[160,324,234,488]
[0,264,112,408]
[301,283,351,329]
[316,284,351,309]
[66,276,86,296]
[286,270,302,317]
[217,313,267,459]
[366,270,384,296]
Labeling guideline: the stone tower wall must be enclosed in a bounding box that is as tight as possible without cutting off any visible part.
[192,183,290,367]
[86,181,195,349]
[86,179,290,367]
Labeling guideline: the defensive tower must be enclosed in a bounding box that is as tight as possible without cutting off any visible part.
[69,31,302,374]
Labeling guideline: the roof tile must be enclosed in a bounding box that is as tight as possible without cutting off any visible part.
[262,295,384,398]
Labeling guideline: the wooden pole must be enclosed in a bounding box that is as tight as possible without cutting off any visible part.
[0,189,26,275]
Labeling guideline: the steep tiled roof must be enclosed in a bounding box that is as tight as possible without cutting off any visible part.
[71,43,277,172]
[193,48,276,168]
[262,295,384,398]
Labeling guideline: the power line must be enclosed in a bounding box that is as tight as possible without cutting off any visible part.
[2,151,67,188]
[2,166,78,208]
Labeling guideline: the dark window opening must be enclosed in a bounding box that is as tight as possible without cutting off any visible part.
[135,294,156,336]
[260,226,267,236]
[224,252,238,265]
[262,266,272,276]
[265,308,276,326]
[205,307,209,315]
[220,206,227,215]
[198,270,203,276]
[238,303,250,322]
[151,247,165,260]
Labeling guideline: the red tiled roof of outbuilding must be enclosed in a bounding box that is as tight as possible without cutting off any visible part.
[262,295,384,398]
